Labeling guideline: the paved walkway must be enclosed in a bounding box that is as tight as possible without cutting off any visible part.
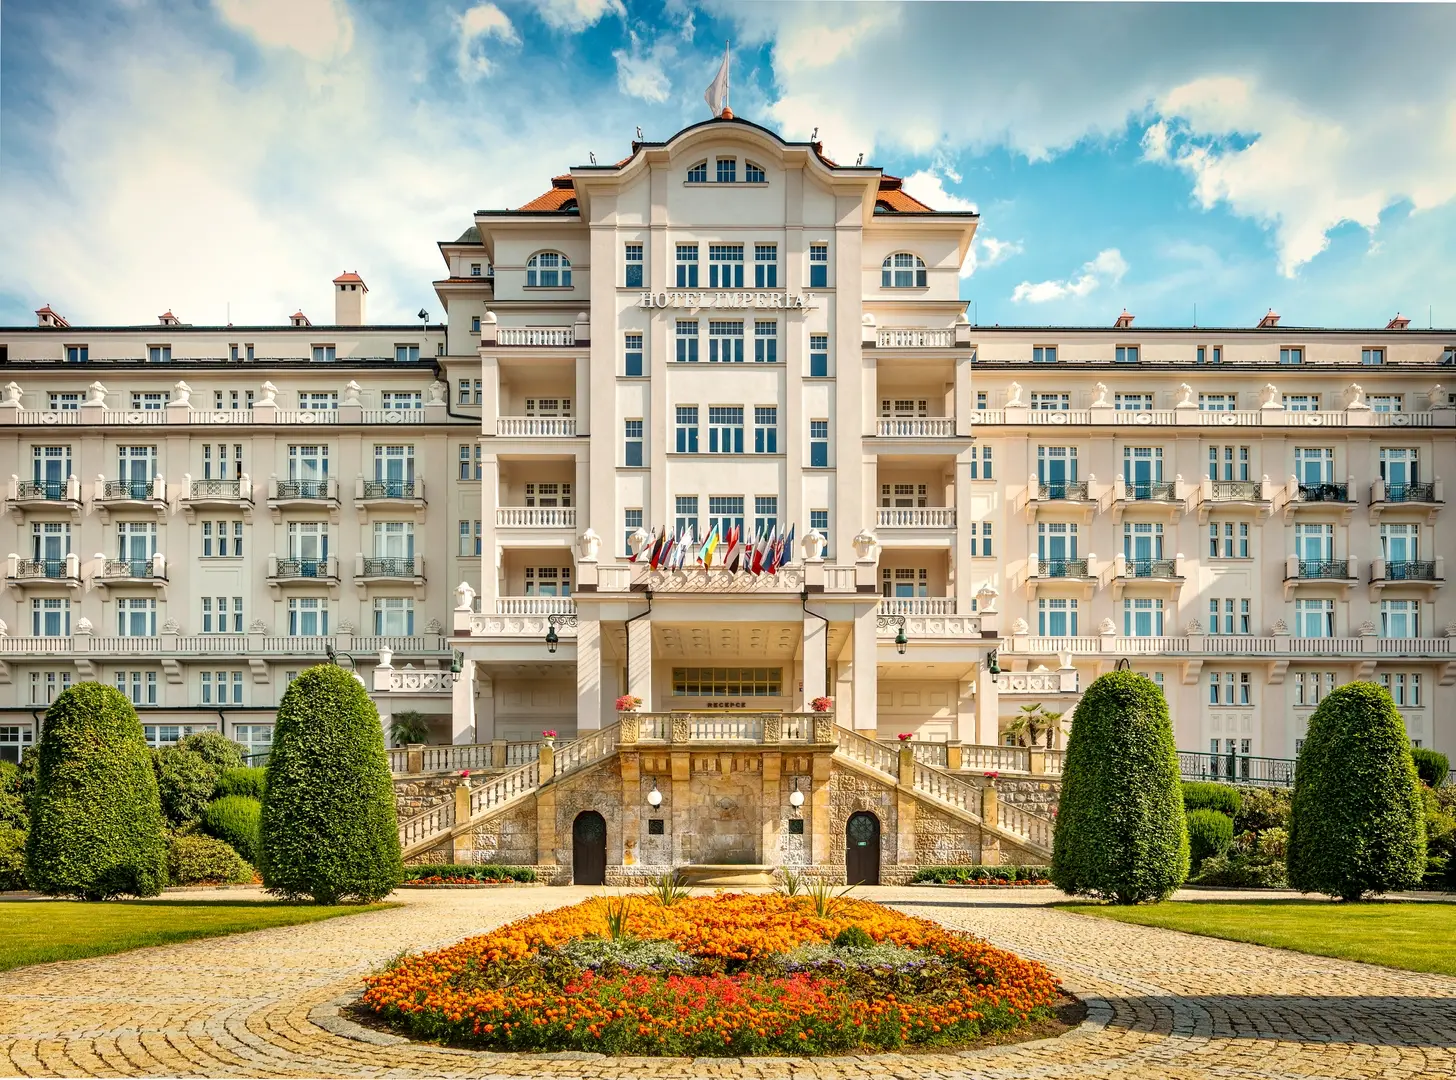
[1,886,1453,1078]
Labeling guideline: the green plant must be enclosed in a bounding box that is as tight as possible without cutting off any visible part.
[551,937,692,975]
[166,833,255,885]
[1288,682,1426,901]
[646,871,691,906]
[260,664,403,903]
[775,867,805,896]
[1185,809,1234,871]
[1191,851,1289,889]
[0,761,27,833]
[1051,670,1189,904]
[0,824,26,891]
[1257,827,1289,861]
[213,766,266,800]
[1233,787,1292,834]
[388,711,431,748]
[910,864,1052,884]
[154,747,218,826]
[1181,781,1241,817]
[401,863,536,883]
[602,894,632,940]
[25,683,167,900]
[1412,748,1450,790]
[805,877,854,918]
[175,731,246,772]
[201,795,262,866]
[831,924,875,950]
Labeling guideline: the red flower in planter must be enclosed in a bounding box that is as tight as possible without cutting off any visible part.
[984,770,999,779]
[897,732,914,742]
[461,769,471,779]
[809,697,833,713]
[542,729,558,739]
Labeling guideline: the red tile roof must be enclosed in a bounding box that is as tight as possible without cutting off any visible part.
[333,271,367,288]
[517,176,578,212]
[875,175,933,213]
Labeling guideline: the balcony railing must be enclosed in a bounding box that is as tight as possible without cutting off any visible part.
[1380,560,1438,582]
[875,327,954,348]
[361,480,417,499]
[876,417,955,438]
[1382,482,1437,504]
[15,480,73,501]
[360,557,418,577]
[1210,480,1262,501]
[1127,558,1178,578]
[12,558,73,581]
[497,416,577,437]
[274,479,332,500]
[273,558,335,580]
[1038,558,1089,578]
[102,558,162,580]
[875,507,955,528]
[497,327,576,347]
[1297,482,1350,503]
[1178,751,1297,788]
[101,479,158,500]
[496,507,577,528]
[495,596,576,615]
[878,597,957,616]
[1126,481,1177,501]
[1038,481,1089,501]
[1296,559,1351,580]
[188,479,247,500]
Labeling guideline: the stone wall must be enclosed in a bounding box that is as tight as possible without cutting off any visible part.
[393,776,457,819]
[469,803,538,866]
[551,757,623,884]
[684,757,760,864]
[914,804,982,866]
[828,767,898,867]
[996,775,1061,815]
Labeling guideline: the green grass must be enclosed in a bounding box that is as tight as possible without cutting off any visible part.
[0,899,392,972]
[1062,899,1456,977]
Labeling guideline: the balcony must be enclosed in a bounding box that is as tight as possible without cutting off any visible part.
[1111,476,1184,521]
[876,598,982,641]
[7,477,82,520]
[5,554,81,592]
[876,417,956,439]
[874,327,956,349]
[181,477,253,520]
[496,507,577,529]
[1369,557,1445,595]
[1026,556,1098,600]
[353,476,426,521]
[1111,552,1184,597]
[467,596,578,638]
[1025,475,1097,521]
[1283,555,1359,598]
[495,327,578,347]
[496,416,577,437]
[95,554,168,592]
[1369,479,1444,522]
[353,554,426,597]
[266,554,340,592]
[1296,482,1350,503]
[1197,477,1274,522]
[1003,633,1454,661]
[875,507,955,529]
[1039,480,1089,502]
[0,630,450,662]
[94,475,166,521]
[1036,558,1091,579]
[266,476,339,522]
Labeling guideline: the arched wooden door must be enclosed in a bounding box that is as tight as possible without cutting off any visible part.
[572,811,607,885]
[845,811,881,886]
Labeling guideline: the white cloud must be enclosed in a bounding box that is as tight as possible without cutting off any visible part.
[535,0,625,34]
[977,235,1023,268]
[456,3,519,81]
[901,169,977,213]
[1012,248,1127,303]
[613,33,673,103]
[213,0,353,62]
[1140,119,1169,162]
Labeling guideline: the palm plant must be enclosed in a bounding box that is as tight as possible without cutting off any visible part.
[601,893,633,940]
[805,877,854,918]
[774,867,805,896]
[1041,709,1064,750]
[388,711,431,747]
[646,871,691,906]
[1006,703,1047,748]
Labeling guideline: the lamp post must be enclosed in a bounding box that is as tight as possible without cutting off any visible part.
[876,614,909,655]
[544,613,578,654]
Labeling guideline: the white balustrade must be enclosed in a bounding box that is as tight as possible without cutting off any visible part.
[358,409,426,425]
[998,801,1052,851]
[689,717,764,741]
[878,598,957,616]
[494,597,577,616]
[959,745,1030,773]
[553,725,618,778]
[496,507,577,528]
[497,416,577,437]
[875,327,954,348]
[835,727,902,776]
[876,417,955,438]
[398,799,455,850]
[875,507,956,528]
[497,327,576,346]
[505,741,541,766]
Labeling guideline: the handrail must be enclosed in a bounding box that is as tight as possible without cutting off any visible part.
[554,724,619,778]
[834,727,902,777]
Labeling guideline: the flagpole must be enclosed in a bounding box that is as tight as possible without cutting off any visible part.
[725,41,730,112]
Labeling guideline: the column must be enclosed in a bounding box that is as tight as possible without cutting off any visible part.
[670,751,691,865]
[834,661,853,728]
[956,678,975,744]
[802,607,827,703]
[810,750,833,869]
[577,610,603,732]
[954,456,975,613]
[761,751,782,866]
[627,612,653,710]
[476,672,495,742]
[620,751,640,871]
[953,352,974,438]
[851,605,877,737]
[975,662,999,746]
[451,658,477,744]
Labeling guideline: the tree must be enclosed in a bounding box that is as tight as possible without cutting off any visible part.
[1051,669,1188,904]
[260,664,402,902]
[154,746,218,826]
[25,683,167,900]
[1288,681,1425,901]
[1005,704,1046,748]
[176,731,247,771]
[388,710,431,748]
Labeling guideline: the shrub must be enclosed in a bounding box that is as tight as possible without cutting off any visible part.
[1257,827,1289,861]
[1052,670,1189,904]
[388,711,430,748]
[260,664,403,903]
[1233,787,1291,834]
[176,731,247,771]
[832,924,875,950]
[0,761,27,830]
[167,833,254,886]
[1412,748,1450,790]
[25,683,167,900]
[0,824,26,890]
[1288,682,1426,901]
[1186,809,1234,870]
[1181,781,1240,817]
[401,863,536,883]
[202,795,262,866]
[155,747,218,826]
[214,766,266,800]
[1192,852,1289,889]
[909,864,1051,884]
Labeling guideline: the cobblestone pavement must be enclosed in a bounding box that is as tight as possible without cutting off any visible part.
[1,885,1454,1079]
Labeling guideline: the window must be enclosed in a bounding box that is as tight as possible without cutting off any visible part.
[1123,597,1165,637]
[1208,521,1250,559]
[286,521,329,565]
[131,392,169,410]
[117,597,157,637]
[142,723,217,748]
[458,520,482,557]
[1207,444,1251,481]
[525,397,571,417]
[1379,672,1422,707]
[754,495,778,536]
[881,484,926,508]
[458,443,483,481]
[744,161,766,183]
[976,391,988,411]
[672,667,782,697]
[1282,394,1320,412]
[1294,671,1337,706]
[674,406,700,453]
[1379,447,1419,488]
[1280,347,1304,365]
[200,670,244,706]
[373,444,416,489]
[686,161,707,183]
[1208,671,1253,706]
[810,509,830,557]
[675,319,699,362]
[201,520,244,557]
[394,344,420,363]
[31,445,72,490]
[754,320,777,363]
[975,521,993,557]
[1032,345,1058,364]
[381,391,422,410]
[809,420,828,467]
[809,244,828,288]
[707,496,744,541]
[234,725,272,759]
[881,253,927,288]
[116,670,158,706]
[1123,521,1164,561]
[1197,345,1222,365]
[525,251,571,287]
[1362,347,1385,366]
[675,244,699,287]
[1294,598,1334,638]
[523,566,571,596]
[624,333,644,376]
[1381,599,1420,638]
[1369,394,1403,413]
[213,389,253,411]
[675,496,699,541]
[1122,445,1164,486]
[1380,523,1419,566]
[48,392,81,411]
[1207,598,1251,636]
[524,483,571,507]
[969,445,993,480]
[708,406,744,453]
[31,598,71,637]
[754,406,778,453]
[708,244,744,288]
[1038,598,1078,636]
[374,597,414,636]
[1293,522,1333,563]
[470,262,482,276]
[809,333,828,377]
[373,521,415,561]
[1115,393,1152,411]
[457,379,483,405]
[30,521,71,566]
[716,157,737,183]
[147,345,172,363]
[1114,345,1140,364]
[202,443,243,480]
[1294,447,1334,485]
[311,344,336,363]
[1199,393,1237,412]
[754,244,777,288]
[201,596,244,634]
[1030,392,1070,411]
[65,345,88,364]
[299,391,338,410]
[881,567,929,598]
[471,315,481,334]
[624,419,644,467]
[624,508,642,556]
[287,597,329,636]
[624,243,644,288]
[29,671,71,706]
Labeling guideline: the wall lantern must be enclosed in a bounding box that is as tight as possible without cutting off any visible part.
[647,780,663,808]
[545,613,577,654]
[449,649,464,682]
[876,614,909,655]
[788,788,805,809]
[987,648,1001,675]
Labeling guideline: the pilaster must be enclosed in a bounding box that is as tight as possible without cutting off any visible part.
[576,610,603,732]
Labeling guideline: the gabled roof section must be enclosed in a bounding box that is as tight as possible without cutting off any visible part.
[516,175,579,213]
[875,175,935,214]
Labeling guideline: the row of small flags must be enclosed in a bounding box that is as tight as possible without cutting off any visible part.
[631,523,796,575]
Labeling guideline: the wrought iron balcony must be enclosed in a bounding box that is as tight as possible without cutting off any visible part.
[15,480,71,501]
[1297,482,1350,503]
[1178,750,1296,788]
[1038,481,1089,501]
[1383,482,1436,504]
[361,480,416,499]
[360,556,417,577]
[1380,560,1438,582]
[189,479,245,500]
[1127,558,1178,578]
[274,479,331,499]
[102,558,161,579]
[1126,481,1177,501]
[101,480,157,500]
[274,558,334,580]
[12,558,72,581]
[1210,480,1262,501]
[1297,559,1351,580]
[1038,558,1089,578]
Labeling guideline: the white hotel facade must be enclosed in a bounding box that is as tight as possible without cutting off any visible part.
[2,114,1453,766]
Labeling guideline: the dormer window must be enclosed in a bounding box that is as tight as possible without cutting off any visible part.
[881,253,927,289]
[687,161,708,183]
[470,263,482,276]
[716,157,737,183]
[744,161,766,183]
[526,251,571,288]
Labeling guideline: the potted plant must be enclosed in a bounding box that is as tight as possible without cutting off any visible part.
[897,732,914,742]
[615,695,642,713]
[809,696,833,713]
[541,729,558,747]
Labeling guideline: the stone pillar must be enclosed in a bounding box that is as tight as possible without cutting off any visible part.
[670,751,691,866]
[896,744,917,867]
[535,742,557,871]
[451,658,477,744]
[956,678,975,744]
[975,663,999,746]
[980,784,1000,866]
[490,739,507,768]
[577,610,603,732]
[761,750,781,866]
[476,672,495,743]
[620,752,641,873]
[451,781,473,862]
[627,612,653,710]
[810,750,833,870]
[405,743,424,775]
[802,607,827,703]
[851,606,877,737]
[834,661,853,729]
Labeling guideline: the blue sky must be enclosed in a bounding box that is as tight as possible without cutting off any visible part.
[3,1,1456,329]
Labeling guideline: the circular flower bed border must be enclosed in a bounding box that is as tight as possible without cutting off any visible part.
[363,893,1063,1057]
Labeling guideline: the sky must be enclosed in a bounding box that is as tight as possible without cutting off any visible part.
[3,1,1456,330]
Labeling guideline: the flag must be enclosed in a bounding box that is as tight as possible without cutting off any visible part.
[647,529,665,569]
[752,527,774,575]
[675,531,691,569]
[765,530,784,575]
[704,44,730,118]
[629,526,654,563]
[723,524,740,571]
[780,524,795,568]
[700,522,722,568]
[656,528,675,570]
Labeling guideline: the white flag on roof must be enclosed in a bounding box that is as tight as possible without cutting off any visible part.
[704,45,730,117]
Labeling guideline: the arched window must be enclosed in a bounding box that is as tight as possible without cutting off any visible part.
[744,161,766,183]
[526,252,571,288]
[882,253,927,289]
[686,161,708,183]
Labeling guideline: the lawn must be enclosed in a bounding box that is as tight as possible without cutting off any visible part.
[0,899,390,973]
[1062,899,1456,977]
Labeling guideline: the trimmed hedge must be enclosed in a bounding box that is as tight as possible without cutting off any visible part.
[1052,669,1189,904]
[155,747,218,826]
[1186,809,1234,870]
[260,664,403,903]
[1234,787,1291,834]
[909,865,1051,884]
[215,766,266,800]
[0,824,25,891]
[1181,781,1241,818]
[176,731,246,772]
[1288,682,1426,900]
[0,760,26,830]
[167,833,254,885]
[403,863,537,883]
[202,795,262,866]
[1412,748,1450,790]
[25,682,167,900]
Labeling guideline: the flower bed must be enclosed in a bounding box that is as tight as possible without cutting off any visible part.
[362,893,1062,1056]
[400,864,537,886]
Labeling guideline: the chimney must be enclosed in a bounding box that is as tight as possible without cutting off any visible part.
[158,310,181,326]
[1386,313,1411,330]
[290,310,312,328]
[1257,309,1281,329]
[1113,309,1134,329]
[333,271,367,326]
[35,305,69,329]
